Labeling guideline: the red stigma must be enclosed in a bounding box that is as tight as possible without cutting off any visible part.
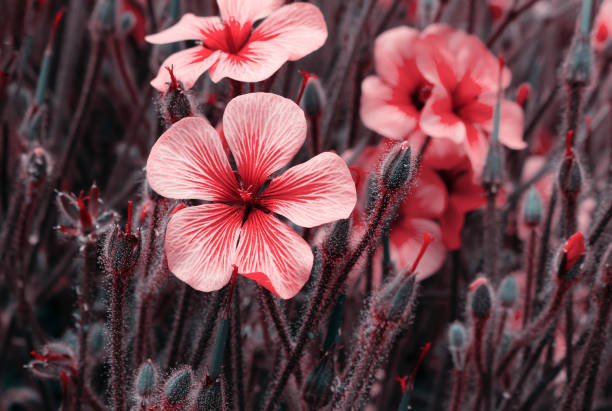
[47,8,66,51]
[410,233,435,273]
[125,201,133,234]
[565,130,574,158]
[296,70,318,106]
[139,200,151,225]
[30,350,47,361]
[396,375,409,394]
[497,55,505,71]
[165,65,179,91]
[76,190,93,230]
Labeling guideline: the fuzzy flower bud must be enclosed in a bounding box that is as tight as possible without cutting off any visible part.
[194,381,221,410]
[160,66,193,123]
[301,77,326,117]
[135,360,158,401]
[498,275,519,308]
[382,143,411,192]
[163,368,193,407]
[303,355,334,408]
[522,186,543,227]
[448,322,468,370]
[558,156,582,197]
[482,142,503,192]
[557,232,586,283]
[102,224,140,278]
[373,275,417,324]
[469,278,493,319]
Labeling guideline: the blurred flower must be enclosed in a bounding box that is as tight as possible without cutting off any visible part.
[361,24,526,176]
[592,0,612,52]
[27,343,77,380]
[146,93,356,298]
[146,0,327,91]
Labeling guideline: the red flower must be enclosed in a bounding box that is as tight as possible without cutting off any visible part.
[145,0,327,91]
[361,24,526,176]
[146,93,356,298]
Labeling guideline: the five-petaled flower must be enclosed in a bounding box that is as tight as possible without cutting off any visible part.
[361,24,525,177]
[145,0,327,92]
[146,93,356,298]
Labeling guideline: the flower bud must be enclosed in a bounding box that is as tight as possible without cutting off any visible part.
[90,0,116,37]
[469,278,493,319]
[557,232,586,283]
[163,368,192,407]
[102,224,140,278]
[373,275,417,324]
[301,77,325,117]
[522,186,543,227]
[558,156,582,196]
[482,142,503,192]
[194,381,221,411]
[448,322,467,370]
[303,355,334,408]
[160,66,193,124]
[564,34,592,86]
[324,219,350,259]
[135,360,158,401]
[382,144,411,192]
[498,275,519,308]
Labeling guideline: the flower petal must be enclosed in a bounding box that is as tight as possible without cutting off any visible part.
[402,167,448,220]
[260,152,357,228]
[360,76,419,139]
[208,44,287,83]
[217,0,283,24]
[237,210,313,299]
[146,116,238,201]
[150,47,220,92]
[145,14,220,44]
[165,204,243,292]
[391,218,446,281]
[222,93,307,188]
[419,90,466,143]
[497,101,526,150]
[249,3,328,61]
[373,26,421,87]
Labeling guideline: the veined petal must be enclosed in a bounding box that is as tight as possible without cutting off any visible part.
[146,116,238,202]
[145,14,221,44]
[217,0,283,25]
[165,204,243,292]
[237,210,313,299]
[373,26,421,87]
[260,152,357,228]
[222,93,307,188]
[150,47,220,92]
[249,3,327,61]
[208,43,287,83]
[419,90,466,143]
[360,76,419,139]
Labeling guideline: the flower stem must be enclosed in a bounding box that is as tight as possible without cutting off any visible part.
[165,283,192,370]
[110,273,127,411]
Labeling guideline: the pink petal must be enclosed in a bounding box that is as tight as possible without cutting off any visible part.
[217,0,283,24]
[402,167,448,220]
[464,123,488,176]
[497,101,526,150]
[237,210,313,299]
[208,43,288,83]
[408,134,466,170]
[390,218,446,281]
[249,3,328,61]
[146,116,238,201]
[222,93,307,188]
[165,204,243,292]
[373,26,420,87]
[419,90,466,144]
[439,205,464,250]
[150,47,220,92]
[416,44,458,92]
[360,76,419,139]
[260,152,357,228]
[145,14,220,44]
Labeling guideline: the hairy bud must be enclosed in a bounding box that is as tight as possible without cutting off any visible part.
[301,77,326,117]
[557,232,586,283]
[135,360,158,401]
[523,186,543,227]
[448,322,468,370]
[163,368,193,407]
[470,279,493,319]
[303,355,334,408]
[382,144,411,192]
[498,275,519,308]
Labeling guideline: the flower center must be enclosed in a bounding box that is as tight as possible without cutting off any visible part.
[237,185,257,205]
[202,18,252,54]
[410,83,432,111]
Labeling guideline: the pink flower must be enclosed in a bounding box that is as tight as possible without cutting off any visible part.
[145,0,327,91]
[361,24,526,176]
[593,0,612,51]
[146,93,356,298]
